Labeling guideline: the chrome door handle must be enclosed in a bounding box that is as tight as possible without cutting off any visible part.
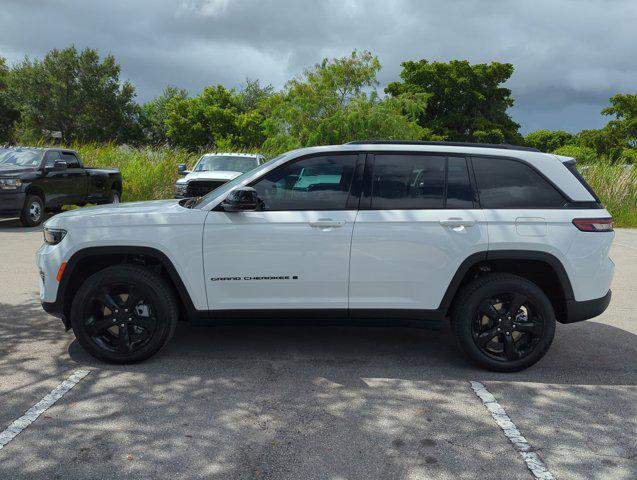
[309,219,346,228]
[440,217,475,227]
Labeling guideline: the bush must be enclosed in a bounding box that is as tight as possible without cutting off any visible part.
[552,144,597,163]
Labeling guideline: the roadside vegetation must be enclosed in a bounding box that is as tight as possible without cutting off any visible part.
[0,47,635,224]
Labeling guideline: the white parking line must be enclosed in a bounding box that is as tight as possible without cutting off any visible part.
[470,381,555,480]
[0,369,90,450]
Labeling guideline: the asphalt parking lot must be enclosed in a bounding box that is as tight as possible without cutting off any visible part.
[0,216,635,480]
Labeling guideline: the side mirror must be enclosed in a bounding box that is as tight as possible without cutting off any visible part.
[178,163,188,175]
[49,160,67,172]
[221,187,260,212]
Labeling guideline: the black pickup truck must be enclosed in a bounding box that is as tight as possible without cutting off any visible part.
[0,147,122,226]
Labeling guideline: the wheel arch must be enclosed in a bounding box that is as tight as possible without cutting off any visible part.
[440,250,574,323]
[58,246,197,326]
[25,184,46,203]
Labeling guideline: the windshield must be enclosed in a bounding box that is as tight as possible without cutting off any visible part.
[0,149,43,167]
[194,155,259,173]
[193,154,286,208]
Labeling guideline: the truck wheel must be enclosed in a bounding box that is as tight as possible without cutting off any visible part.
[451,274,556,372]
[20,195,44,227]
[70,265,178,364]
[107,190,120,204]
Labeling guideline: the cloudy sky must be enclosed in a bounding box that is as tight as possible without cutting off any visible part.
[1,0,634,133]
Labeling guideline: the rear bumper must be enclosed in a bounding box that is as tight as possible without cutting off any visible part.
[563,290,612,323]
[0,191,26,216]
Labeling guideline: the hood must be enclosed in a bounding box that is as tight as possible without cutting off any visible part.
[177,170,242,183]
[0,165,37,176]
[44,199,187,228]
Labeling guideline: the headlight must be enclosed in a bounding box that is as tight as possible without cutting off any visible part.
[43,228,67,245]
[0,178,22,190]
[175,183,188,195]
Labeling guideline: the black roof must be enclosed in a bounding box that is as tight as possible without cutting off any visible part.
[345,140,540,152]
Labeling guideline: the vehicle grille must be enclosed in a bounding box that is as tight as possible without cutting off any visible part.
[186,180,227,197]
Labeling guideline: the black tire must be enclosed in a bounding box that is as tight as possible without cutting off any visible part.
[70,265,178,364]
[107,189,121,204]
[20,194,44,227]
[451,273,556,372]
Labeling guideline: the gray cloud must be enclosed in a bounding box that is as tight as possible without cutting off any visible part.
[1,0,634,133]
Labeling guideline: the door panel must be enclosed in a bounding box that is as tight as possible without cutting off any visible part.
[203,210,356,310]
[349,209,487,310]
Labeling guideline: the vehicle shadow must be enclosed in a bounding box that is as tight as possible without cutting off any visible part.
[1,297,635,479]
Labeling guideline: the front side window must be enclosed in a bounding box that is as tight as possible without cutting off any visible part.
[60,152,80,168]
[473,157,566,208]
[44,151,61,167]
[251,154,357,210]
[371,154,446,209]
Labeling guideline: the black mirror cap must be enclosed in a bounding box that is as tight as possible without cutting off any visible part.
[221,186,260,212]
[52,160,67,171]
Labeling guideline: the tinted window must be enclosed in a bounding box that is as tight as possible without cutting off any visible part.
[371,154,445,209]
[60,152,80,168]
[44,151,61,167]
[473,157,566,208]
[446,156,474,208]
[251,154,357,210]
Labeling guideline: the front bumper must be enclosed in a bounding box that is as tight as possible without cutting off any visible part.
[563,290,612,323]
[0,191,26,216]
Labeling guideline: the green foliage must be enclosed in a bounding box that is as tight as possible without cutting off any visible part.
[164,84,266,150]
[0,57,20,143]
[386,60,522,144]
[9,46,139,144]
[581,158,637,227]
[262,50,435,154]
[552,144,597,163]
[139,86,188,145]
[524,130,574,152]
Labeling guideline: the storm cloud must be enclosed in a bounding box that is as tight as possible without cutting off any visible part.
[1,0,634,133]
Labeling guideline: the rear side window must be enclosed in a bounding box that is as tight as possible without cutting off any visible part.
[564,160,601,202]
[446,156,474,208]
[371,154,445,209]
[473,157,566,208]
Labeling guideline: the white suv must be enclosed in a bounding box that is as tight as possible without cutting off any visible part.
[37,141,614,371]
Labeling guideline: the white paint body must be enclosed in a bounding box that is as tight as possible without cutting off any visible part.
[37,144,614,314]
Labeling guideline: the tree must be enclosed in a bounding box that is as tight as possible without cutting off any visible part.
[9,46,139,143]
[139,86,188,144]
[164,85,264,150]
[0,57,19,143]
[386,60,522,144]
[523,130,574,152]
[262,50,435,153]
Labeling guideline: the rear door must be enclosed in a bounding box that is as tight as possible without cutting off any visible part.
[349,153,488,313]
[203,153,363,311]
[60,151,88,204]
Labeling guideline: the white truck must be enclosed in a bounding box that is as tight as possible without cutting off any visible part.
[37,141,614,371]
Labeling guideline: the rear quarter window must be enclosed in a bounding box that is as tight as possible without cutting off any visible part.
[473,157,567,209]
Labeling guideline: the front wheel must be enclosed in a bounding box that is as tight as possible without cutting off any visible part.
[20,195,44,227]
[451,274,556,372]
[107,189,121,204]
[70,265,178,364]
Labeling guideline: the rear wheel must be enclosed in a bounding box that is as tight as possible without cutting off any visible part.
[20,194,44,227]
[451,274,556,372]
[107,189,120,204]
[70,265,178,364]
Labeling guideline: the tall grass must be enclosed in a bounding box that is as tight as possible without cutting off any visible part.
[581,159,637,227]
[72,143,199,202]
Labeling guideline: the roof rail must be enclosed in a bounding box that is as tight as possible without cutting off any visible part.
[345,140,540,152]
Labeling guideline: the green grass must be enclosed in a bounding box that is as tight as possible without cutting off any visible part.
[581,159,637,227]
[71,143,200,202]
[65,143,636,227]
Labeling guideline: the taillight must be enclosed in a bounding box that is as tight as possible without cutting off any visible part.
[572,217,614,232]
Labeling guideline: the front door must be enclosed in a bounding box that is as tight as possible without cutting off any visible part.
[349,153,488,312]
[60,151,87,205]
[203,153,362,312]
